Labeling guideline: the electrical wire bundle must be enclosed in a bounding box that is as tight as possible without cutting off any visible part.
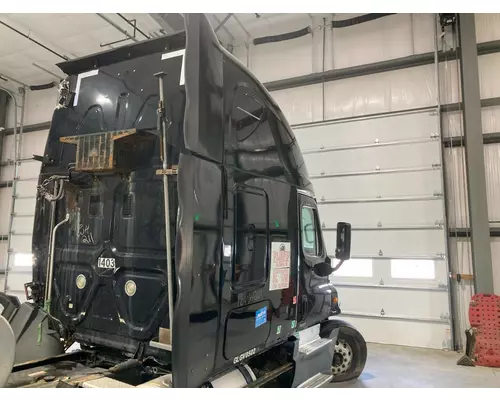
[37,175,68,202]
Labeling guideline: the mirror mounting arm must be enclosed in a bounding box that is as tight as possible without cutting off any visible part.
[331,259,345,273]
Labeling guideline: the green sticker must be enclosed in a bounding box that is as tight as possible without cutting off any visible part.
[277,325,282,335]
[274,220,280,228]
[291,320,296,329]
[194,213,200,222]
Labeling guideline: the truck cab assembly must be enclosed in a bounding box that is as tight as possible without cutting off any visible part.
[0,14,367,388]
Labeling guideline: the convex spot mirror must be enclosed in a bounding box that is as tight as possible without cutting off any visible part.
[313,261,333,277]
[335,222,351,261]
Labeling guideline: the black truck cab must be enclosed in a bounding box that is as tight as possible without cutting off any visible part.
[1,14,365,389]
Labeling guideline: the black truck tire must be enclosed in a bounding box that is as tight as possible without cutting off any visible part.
[320,321,367,383]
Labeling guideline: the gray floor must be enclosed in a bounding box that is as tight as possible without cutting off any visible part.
[326,343,500,388]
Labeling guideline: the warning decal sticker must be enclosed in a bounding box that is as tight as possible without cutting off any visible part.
[269,242,291,291]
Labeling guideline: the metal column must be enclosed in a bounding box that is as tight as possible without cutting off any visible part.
[457,14,494,294]
[0,91,7,176]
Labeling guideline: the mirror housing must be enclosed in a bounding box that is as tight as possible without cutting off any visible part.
[313,262,333,277]
[335,222,351,261]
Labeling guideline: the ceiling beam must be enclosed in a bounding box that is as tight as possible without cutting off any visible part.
[215,14,233,33]
[149,13,185,33]
[211,14,235,43]
[96,14,138,43]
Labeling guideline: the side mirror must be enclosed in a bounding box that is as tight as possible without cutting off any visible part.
[335,222,351,261]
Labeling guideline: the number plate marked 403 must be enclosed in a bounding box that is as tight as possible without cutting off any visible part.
[97,257,116,269]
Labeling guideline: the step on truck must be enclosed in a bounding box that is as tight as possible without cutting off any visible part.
[0,13,367,388]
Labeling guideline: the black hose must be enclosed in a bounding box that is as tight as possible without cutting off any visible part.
[253,26,311,46]
[332,13,396,28]
[29,82,56,91]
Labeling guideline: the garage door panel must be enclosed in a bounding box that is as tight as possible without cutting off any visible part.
[336,286,449,319]
[14,197,37,215]
[335,316,450,349]
[0,213,9,235]
[3,270,31,292]
[0,242,7,268]
[18,162,42,180]
[15,181,37,198]
[12,216,35,235]
[0,165,13,181]
[0,187,13,210]
[303,142,440,175]
[294,111,437,151]
[311,169,442,200]
[318,200,444,227]
[19,130,49,159]
[10,234,33,253]
[323,230,446,256]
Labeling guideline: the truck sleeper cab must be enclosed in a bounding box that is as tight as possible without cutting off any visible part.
[0,14,366,389]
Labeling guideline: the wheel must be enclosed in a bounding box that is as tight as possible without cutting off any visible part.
[325,324,367,383]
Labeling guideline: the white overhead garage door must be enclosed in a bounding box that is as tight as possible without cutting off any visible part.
[294,109,452,350]
[1,129,48,302]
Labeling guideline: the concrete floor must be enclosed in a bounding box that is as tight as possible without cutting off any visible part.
[327,343,500,388]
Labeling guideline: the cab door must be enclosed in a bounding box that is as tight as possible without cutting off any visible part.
[297,192,333,328]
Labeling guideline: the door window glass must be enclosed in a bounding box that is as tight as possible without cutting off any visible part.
[301,206,318,256]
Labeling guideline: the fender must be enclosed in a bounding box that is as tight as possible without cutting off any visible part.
[0,293,20,322]
[319,318,357,340]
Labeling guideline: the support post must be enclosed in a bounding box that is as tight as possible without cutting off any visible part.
[458,14,494,294]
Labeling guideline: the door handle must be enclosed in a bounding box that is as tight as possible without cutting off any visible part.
[300,295,309,321]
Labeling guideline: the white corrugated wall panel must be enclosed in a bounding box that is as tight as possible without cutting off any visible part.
[444,147,469,229]
[485,144,500,223]
[475,13,500,43]
[323,65,437,119]
[445,144,500,227]
[271,84,323,125]
[331,14,414,69]
[250,35,313,83]
[481,106,500,133]
[492,238,500,294]
[479,53,500,99]
[442,107,500,138]
[412,13,436,54]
